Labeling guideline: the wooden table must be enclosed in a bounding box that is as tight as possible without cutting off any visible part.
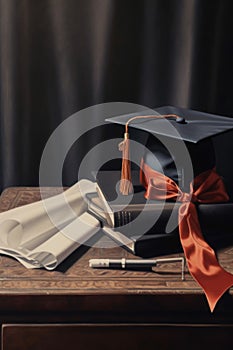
[0,187,233,350]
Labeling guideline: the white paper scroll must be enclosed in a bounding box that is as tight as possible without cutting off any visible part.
[0,180,100,270]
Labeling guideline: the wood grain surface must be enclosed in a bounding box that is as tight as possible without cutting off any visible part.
[0,187,232,324]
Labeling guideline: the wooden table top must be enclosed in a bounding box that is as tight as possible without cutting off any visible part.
[0,187,233,323]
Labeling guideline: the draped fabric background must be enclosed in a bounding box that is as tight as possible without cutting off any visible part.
[0,0,233,192]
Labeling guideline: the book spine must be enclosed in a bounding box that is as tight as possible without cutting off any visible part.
[114,210,139,227]
[113,207,233,235]
[113,210,171,235]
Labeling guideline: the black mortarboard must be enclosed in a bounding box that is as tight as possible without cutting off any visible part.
[106,106,233,194]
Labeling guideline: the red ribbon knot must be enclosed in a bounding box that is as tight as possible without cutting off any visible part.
[140,159,233,312]
[178,191,195,203]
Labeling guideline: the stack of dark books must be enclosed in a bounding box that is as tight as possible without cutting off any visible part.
[87,171,233,258]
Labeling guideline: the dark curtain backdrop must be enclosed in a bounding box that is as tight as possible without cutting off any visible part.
[0,0,233,191]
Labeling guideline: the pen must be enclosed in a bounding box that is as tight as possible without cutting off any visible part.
[89,257,185,280]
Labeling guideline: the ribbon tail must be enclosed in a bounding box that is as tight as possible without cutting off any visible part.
[179,202,233,312]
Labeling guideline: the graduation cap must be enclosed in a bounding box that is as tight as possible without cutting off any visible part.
[106,106,233,312]
[106,106,233,195]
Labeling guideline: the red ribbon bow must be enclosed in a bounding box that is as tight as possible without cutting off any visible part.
[140,159,233,312]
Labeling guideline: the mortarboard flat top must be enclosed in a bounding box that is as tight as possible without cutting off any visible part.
[105,106,233,144]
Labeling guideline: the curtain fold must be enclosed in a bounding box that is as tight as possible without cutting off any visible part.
[0,0,233,191]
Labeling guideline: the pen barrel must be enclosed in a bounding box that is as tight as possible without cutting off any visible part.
[89,258,156,269]
[108,259,156,269]
[124,260,156,268]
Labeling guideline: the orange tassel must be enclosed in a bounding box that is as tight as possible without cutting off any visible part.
[118,132,133,195]
[118,114,181,195]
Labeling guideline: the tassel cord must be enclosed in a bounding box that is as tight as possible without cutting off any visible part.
[118,114,181,195]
